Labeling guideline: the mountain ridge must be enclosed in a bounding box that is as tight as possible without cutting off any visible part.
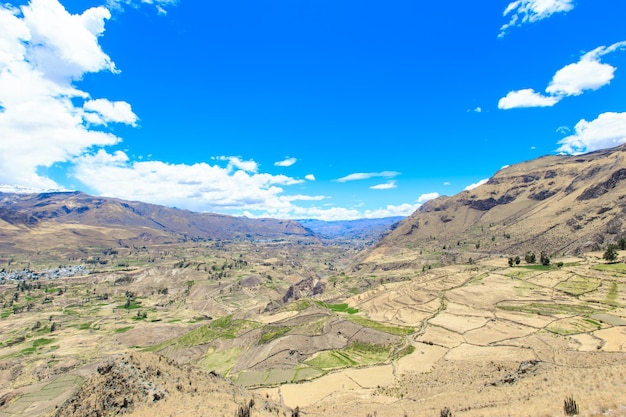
[0,191,316,254]
[355,144,626,271]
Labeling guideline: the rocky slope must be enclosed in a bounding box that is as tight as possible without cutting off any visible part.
[355,144,626,271]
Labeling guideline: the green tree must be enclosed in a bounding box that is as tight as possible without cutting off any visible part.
[618,238,626,250]
[514,256,521,266]
[603,244,619,262]
[507,257,514,267]
[525,251,536,264]
[540,251,550,266]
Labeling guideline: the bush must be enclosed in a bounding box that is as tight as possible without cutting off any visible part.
[540,251,550,266]
[236,402,251,417]
[603,244,618,262]
[563,395,579,416]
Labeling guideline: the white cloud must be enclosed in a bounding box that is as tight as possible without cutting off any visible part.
[546,42,626,96]
[107,0,178,14]
[73,150,307,212]
[498,88,560,109]
[305,174,315,181]
[362,204,418,219]
[335,171,399,183]
[499,0,574,37]
[84,99,138,126]
[464,179,489,191]
[370,181,396,190]
[556,112,626,155]
[417,192,439,204]
[213,156,258,173]
[499,41,626,110]
[443,181,451,186]
[274,157,297,167]
[0,0,127,190]
[22,0,117,80]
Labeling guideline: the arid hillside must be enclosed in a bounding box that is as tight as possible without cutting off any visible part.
[356,144,626,272]
[0,191,314,256]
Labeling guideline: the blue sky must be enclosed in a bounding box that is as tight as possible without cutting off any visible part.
[1,0,626,220]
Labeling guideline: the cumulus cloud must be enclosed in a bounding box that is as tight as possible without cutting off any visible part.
[73,150,307,212]
[499,0,574,38]
[370,181,396,190]
[274,157,297,167]
[499,41,626,110]
[335,171,399,183]
[0,0,132,190]
[498,89,560,109]
[305,174,315,181]
[464,179,489,191]
[84,99,138,126]
[106,0,178,14]
[417,192,439,204]
[546,42,626,96]
[556,112,626,155]
[213,156,258,173]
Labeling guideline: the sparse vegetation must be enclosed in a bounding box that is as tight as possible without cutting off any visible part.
[563,395,579,416]
[603,244,619,262]
[525,251,536,264]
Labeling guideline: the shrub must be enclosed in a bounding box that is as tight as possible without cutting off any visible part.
[564,395,579,416]
[603,244,618,262]
[236,402,251,417]
[440,407,453,417]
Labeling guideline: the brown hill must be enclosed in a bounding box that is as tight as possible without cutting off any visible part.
[52,352,291,417]
[0,191,314,254]
[355,144,626,271]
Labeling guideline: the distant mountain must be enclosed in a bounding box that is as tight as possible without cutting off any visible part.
[354,144,626,271]
[298,217,404,241]
[0,191,314,254]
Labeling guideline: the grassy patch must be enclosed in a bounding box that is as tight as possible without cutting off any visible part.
[149,315,260,352]
[305,341,390,370]
[606,282,620,306]
[32,338,54,348]
[119,300,142,310]
[497,302,600,316]
[519,264,554,271]
[547,316,603,335]
[288,299,313,311]
[306,350,356,369]
[592,263,626,274]
[316,301,359,314]
[391,344,416,360]
[258,326,291,344]
[556,275,601,296]
[20,347,36,355]
[78,322,92,330]
[199,347,242,375]
[114,326,133,333]
[348,315,415,336]
[506,270,532,279]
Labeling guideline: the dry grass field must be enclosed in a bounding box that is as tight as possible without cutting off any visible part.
[1,239,625,417]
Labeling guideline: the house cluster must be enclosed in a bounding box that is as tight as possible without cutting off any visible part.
[0,265,89,282]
